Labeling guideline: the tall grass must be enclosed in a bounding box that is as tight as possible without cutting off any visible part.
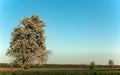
[0,70,120,75]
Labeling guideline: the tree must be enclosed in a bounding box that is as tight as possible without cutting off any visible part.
[108,59,114,68]
[90,61,95,70]
[7,14,49,69]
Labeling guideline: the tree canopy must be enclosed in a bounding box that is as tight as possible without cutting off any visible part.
[7,15,48,68]
[108,59,114,68]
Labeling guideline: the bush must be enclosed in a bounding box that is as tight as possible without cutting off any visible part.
[90,61,96,70]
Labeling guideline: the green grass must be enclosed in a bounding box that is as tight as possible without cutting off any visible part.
[0,63,120,69]
[0,70,120,75]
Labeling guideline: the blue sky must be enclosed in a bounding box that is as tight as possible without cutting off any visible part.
[0,0,120,65]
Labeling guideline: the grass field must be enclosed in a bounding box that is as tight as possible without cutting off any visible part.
[0,63,120,75]
[0,63,120,68]
[0,70,120,75]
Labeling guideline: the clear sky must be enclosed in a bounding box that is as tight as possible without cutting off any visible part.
[0,0,120,65]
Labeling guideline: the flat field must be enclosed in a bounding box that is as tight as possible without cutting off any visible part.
[0,70,120,75]
[0,64,120,75]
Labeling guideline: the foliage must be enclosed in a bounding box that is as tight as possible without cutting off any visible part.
[108,59,114,68]
[6,15,48,68]
[90,61,96,70]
